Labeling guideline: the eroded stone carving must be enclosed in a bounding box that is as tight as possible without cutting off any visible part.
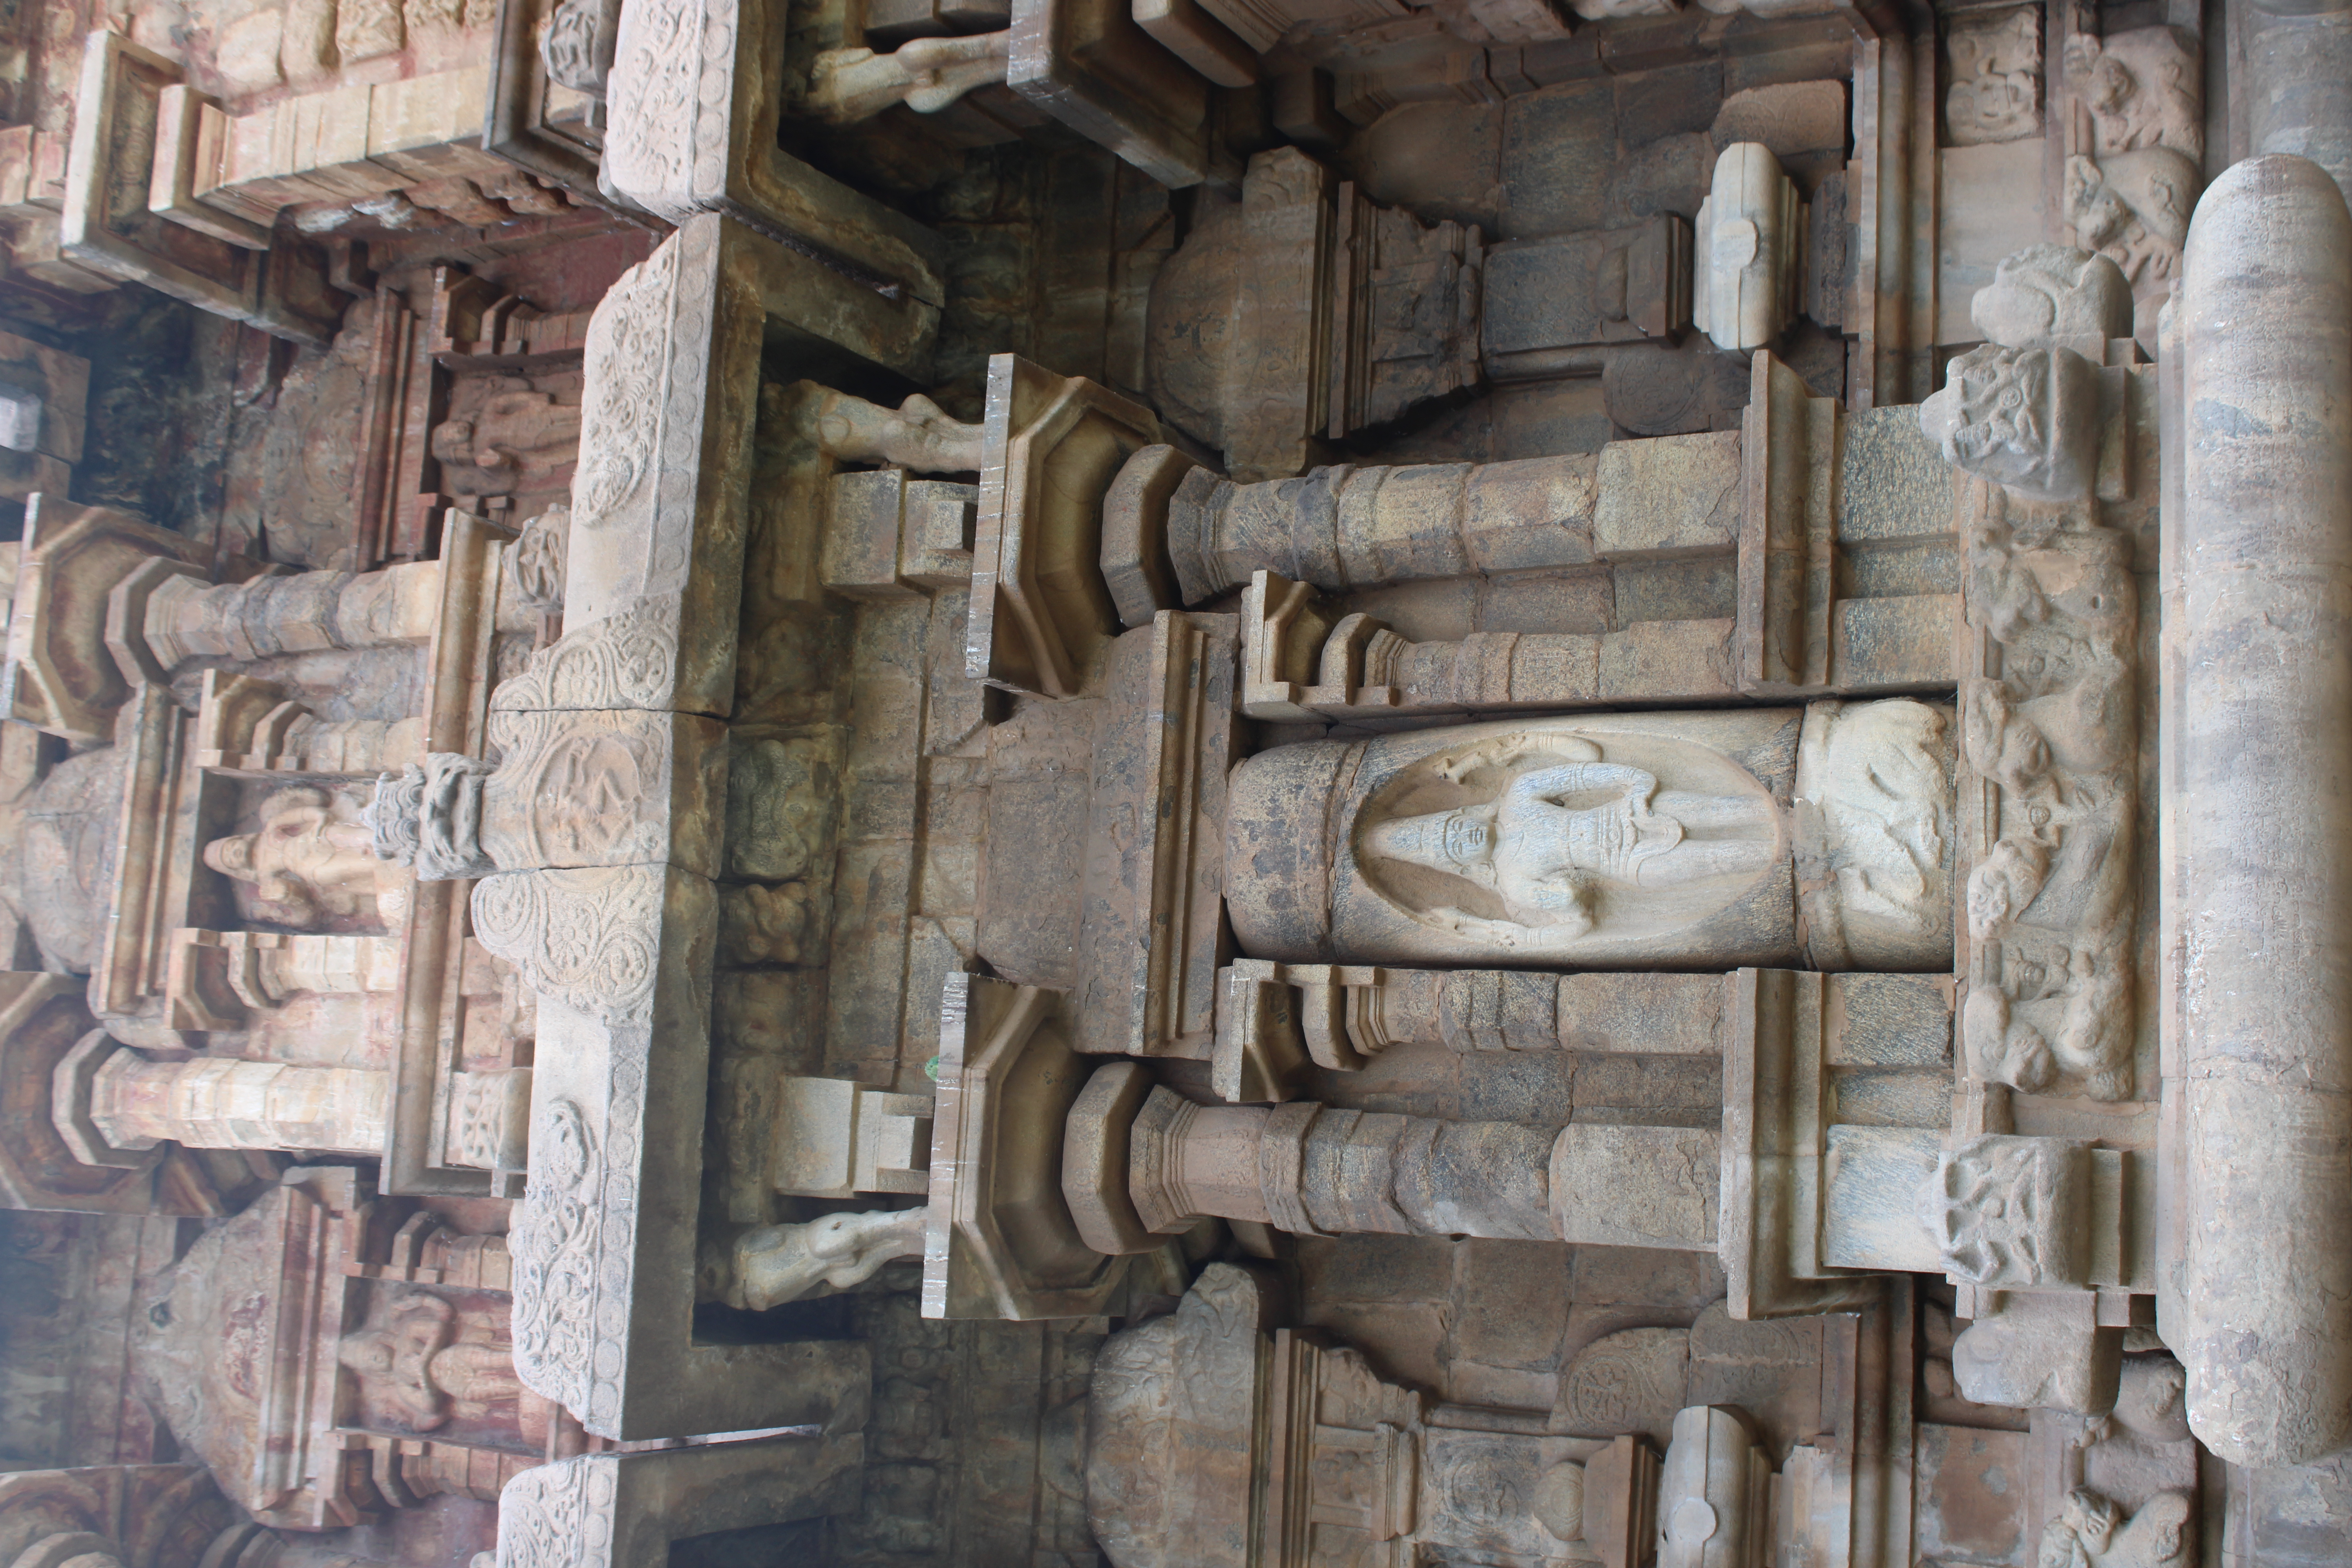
[431,390,584,497]
[541,0,621,97]
[2062,30,2203,295]
[2037,1487,2193,1568]
[703,1209,927,1310]
[509,508,571,615]
[337,1288,533,1432]
[804,385,987,474]
[1920,344,2102,503]
[2065,31,2201,165]
[1973,243,2135,349]
[1359,734,1780,946]
[1947,7,2042,145]
[1920,1134,2088,1288]
[368,754,498,882]
[2065,150,2198,291]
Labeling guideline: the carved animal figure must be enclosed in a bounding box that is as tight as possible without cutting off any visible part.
[708,1209,927,1310]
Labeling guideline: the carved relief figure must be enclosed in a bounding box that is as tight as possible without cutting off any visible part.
[1360,735,1778,941]
[703,1209,928,1311]
[206,786,410,928]
[338,1290,532,1432]
[1920,1134,2083,1288]
[2037,1488,2192,1568]
[2061,30,2202,299]
[1947,7,2042,145]
[1945,467,2140,1100]
[1919,343,2100,503]
[430,388,585,496]
[507,507,570,615]
[2063,31,2201,163]
[2064,149,2197,288]
[540,0,620,96]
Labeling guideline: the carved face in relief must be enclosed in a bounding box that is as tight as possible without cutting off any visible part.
[1355,732,1780,949]
[1920,343,2100,503]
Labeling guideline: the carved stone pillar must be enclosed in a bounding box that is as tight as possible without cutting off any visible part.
[1066,1065,1720,1256]
[73,1042,389,1157]
[1149,440,1729,608]
[140,560,443,669]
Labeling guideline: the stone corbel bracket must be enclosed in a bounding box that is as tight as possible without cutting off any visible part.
[967,353,1163,699]
[924,973,1174,1320]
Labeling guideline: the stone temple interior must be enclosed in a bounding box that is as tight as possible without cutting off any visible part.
[0,0,2341,1560]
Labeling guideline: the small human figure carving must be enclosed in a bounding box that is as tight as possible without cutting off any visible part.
[703,1209,927,1310]
[206,786,408,927]
[802,32,1011,125]
[1361,737,1777,939]
[430,387,584,494]
[337,1291,530,1432]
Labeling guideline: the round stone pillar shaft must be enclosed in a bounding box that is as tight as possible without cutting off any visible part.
[2170,153,2352,1466]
